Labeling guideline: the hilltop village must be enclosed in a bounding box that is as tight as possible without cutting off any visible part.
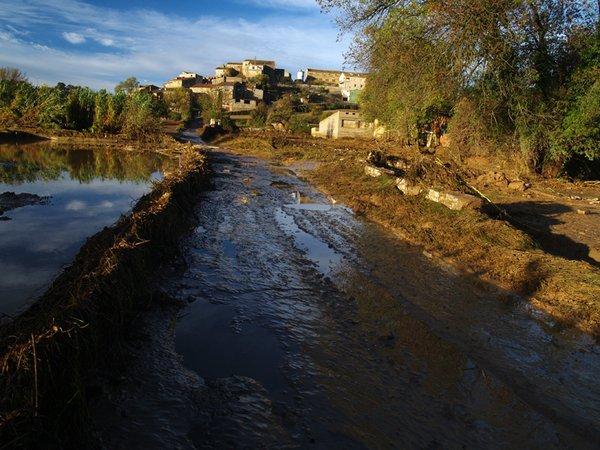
[138,58,374,139]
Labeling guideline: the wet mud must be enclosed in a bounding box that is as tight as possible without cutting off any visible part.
[97,149,600,448]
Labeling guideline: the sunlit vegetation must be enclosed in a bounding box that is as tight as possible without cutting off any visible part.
[319,0,600,175]
[0,71,164,138]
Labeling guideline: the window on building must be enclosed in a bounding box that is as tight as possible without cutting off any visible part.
[342,120,359,128]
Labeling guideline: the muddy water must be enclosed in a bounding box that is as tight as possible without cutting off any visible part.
[92,145,599,448]
[0,142,173,316]
[143,148,598,449]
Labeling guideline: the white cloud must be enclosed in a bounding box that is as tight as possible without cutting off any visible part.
[65,200,86,211]
[62,31,85,44]
[96,37,114,47]
[0,0,350,89]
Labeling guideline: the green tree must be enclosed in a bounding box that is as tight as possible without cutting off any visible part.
[163,88,193,121]
[319,0,600,173]
[115,76,140,94]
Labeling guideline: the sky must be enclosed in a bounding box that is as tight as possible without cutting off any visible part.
[0,0,351,89]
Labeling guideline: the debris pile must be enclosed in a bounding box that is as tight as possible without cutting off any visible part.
[363,151,484,211]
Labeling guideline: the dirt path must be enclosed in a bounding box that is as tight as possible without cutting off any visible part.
[94,141,600,448]
[474,179,600,266]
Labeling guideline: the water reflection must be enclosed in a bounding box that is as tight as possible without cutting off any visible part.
[0,142,174,316]
[0,142,168,184]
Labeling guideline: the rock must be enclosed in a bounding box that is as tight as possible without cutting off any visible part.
[508,180,531,191]
[426,189,444,203]
[477,171,509,187]
[396,178,423,196]
[366,150,385,166]
[0,192,50,217]
[577,209,588,215]
[367,151,409,172]
[365,164,395,178]
[426,189,483,211]
[442,191,484,211]
[439,134,451,148]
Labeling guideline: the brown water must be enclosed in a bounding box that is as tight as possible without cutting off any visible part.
[95,144,600,449]
[0,142,173,316]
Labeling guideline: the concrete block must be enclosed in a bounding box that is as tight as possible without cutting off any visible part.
[365,164,395,178]
[396,178,422,196]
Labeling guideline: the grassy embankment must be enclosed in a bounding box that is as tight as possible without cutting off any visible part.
[214,131,600,338]
[0,141,209,448]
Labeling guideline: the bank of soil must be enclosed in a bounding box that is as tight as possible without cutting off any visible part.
[0,141,209,447]
[214,131,600,338]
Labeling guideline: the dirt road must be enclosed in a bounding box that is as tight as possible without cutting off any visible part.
[95,143,600,448]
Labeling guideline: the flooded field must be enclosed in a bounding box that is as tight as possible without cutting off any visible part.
[0,142,173,316]
[96,148,599,448]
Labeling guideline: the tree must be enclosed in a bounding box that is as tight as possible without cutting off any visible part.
[267,94,296,125]
[0,67,27,83]
[319,0,600,173]
[163,88,193,121]
[114,77,139,95]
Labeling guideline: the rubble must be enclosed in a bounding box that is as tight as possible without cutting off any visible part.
[396,178,423,196]
[508,180,532,191]
[426,189,483,211]
[364,164,395,178]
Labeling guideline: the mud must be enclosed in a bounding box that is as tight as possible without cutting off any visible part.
[97,147,600,448]
[0,191,49,220]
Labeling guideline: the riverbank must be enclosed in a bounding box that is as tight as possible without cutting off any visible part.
[0,126,187,155]
[213,131,600,338]
[0,141,209,447]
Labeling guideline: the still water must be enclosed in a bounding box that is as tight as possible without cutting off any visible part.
[0,142,174,316]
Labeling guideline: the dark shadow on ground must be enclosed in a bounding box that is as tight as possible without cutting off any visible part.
[490,200,598,267]
[0,130,50,144]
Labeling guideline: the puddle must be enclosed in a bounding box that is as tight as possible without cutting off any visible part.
[275,207,343,277]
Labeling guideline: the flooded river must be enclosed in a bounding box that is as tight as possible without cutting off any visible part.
[0,142,173,316]
[95,145,600,448]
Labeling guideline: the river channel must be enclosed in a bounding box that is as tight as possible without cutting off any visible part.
[96,141,600,449]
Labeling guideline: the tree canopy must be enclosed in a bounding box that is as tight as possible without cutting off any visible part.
[114,76,140,94]
[319,0,600,174]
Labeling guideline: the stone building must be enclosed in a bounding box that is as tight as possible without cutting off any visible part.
[311,110,374,139]
[136,84,162,98]
[164,71,204,89]
[339,72,368,102]
[190,81,259,112]
[305,68,342,85]
[241,59,276,78]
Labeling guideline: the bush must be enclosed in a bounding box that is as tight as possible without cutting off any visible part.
[0,68,163,137]
[289,114,312,134]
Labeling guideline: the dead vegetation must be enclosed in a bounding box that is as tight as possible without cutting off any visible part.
[217,131,600,338]
[0,145,209,448]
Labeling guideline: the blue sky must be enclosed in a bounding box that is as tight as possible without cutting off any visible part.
[0,0,351,89]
